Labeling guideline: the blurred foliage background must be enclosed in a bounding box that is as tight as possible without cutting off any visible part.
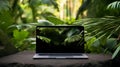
[0,0,120,59]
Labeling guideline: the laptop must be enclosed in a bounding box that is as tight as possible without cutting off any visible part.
[33,26,88,59]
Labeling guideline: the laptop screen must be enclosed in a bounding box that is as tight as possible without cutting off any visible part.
[36,26,84,53]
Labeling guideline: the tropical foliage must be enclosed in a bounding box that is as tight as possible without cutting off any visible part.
[37,27,84,46]
[74,0,120,59]
[0,0,120,59]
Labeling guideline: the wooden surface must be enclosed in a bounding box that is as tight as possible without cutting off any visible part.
[0,51,112,67]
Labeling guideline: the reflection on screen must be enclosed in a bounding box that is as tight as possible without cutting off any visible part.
[36,27,84,53]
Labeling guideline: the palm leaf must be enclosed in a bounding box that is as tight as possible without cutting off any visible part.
[107,1,120,16]
[77,17,120,39]
[107,1,120,10]
[112,44,120,59]
[75,17,120,55]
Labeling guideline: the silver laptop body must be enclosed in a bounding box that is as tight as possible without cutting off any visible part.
[33,26,88,59]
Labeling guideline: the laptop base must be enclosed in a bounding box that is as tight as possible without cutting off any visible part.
[33,53,88,59]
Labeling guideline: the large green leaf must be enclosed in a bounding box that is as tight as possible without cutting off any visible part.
[45,16,65,25]
[13,30,29,41]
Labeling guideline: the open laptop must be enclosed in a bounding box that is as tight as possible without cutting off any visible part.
[33,26,88,59]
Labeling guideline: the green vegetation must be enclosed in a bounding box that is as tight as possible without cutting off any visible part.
[0,0,120,59]
[37,27,84,46]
